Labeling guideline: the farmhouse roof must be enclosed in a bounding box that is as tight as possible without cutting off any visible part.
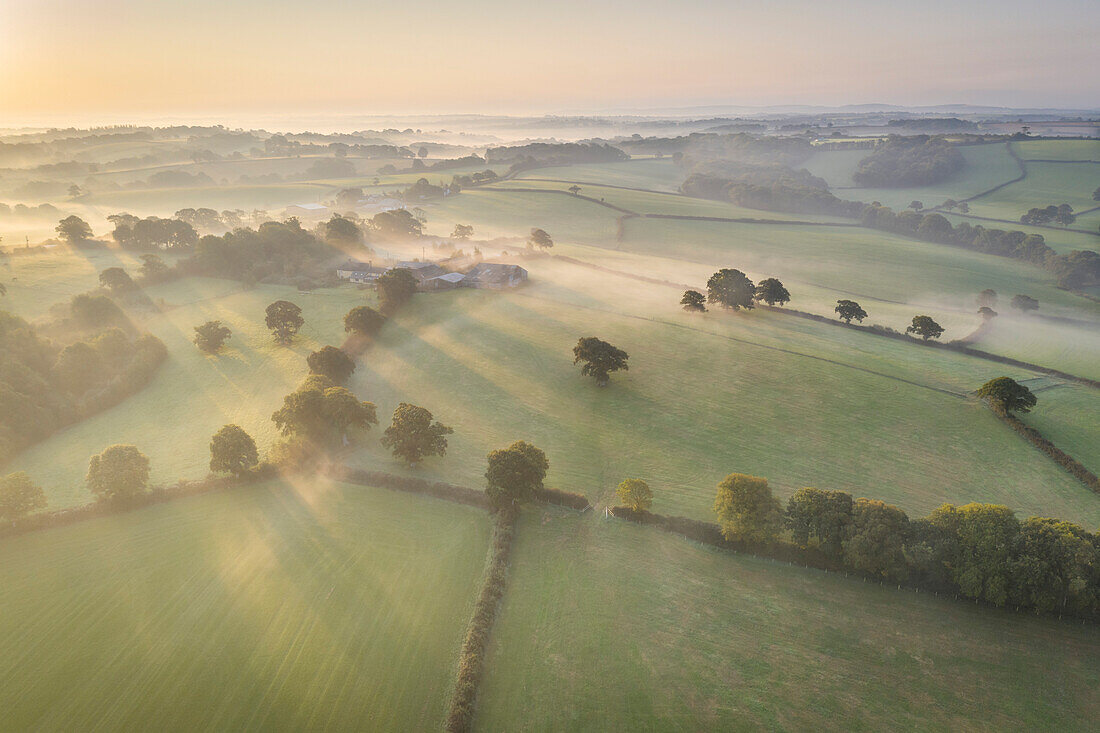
[430,272,466,283]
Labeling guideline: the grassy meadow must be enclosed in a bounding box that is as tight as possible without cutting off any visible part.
[7,277,365,508]
[0,478,489,731]
[477,511,1100,731]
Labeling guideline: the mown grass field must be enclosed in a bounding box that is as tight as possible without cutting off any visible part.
[1021,383,1100,477]
[802,142,1022,210]
[513,158,687,192]
[339,255,1100,525]
[0,478,489,732]
[969,313,1100,382]
[1014,140,1100,162]
[0,245,182,319]
[477,511,1100,731]
[7,277,365,508]
[964,161,1100,228]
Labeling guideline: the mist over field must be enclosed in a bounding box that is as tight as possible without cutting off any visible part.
[1,1,1099,730]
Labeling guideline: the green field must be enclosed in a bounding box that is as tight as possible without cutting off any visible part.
[1021,383,1100,477]
[1013,140,1100,162]
[8,277,364,508]
[477,511,1100,731]
[964,162,1100,228]
[802,142,1023,209]
[514,158,687,192]
[0,478,490,731]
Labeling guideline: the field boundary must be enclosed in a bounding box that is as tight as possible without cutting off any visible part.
[608,505,1099,623]
[444,507,518,733]
[996,411,1100,494]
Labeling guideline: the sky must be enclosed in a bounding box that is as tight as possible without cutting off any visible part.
[1,0,1098,125]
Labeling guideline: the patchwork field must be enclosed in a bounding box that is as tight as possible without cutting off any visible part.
[1021,383,1100,477]
[964,161,1100,229]
[337,256,1100,525]
[8,277,364,508]
[477,511,1100,731]
[803,142,1023,210]
[0,478,490,732]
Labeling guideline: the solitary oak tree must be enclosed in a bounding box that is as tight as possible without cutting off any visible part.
[452,224,474,241]
[381,403,452,465]
[680,290,707,312]
[307,345,356,385]
[976,376,1037,415]
[86,444,150,502]
[706,269,755,310]
[344,305,386,337]
[834,299,867,324]
[56,215,93,244]
[265,300,304,344]
[209,424,259,477]
[485,440,549,508]
[616,478,653,512]
[376,268,419,314]
[906,315,944,340]
[193,320,232,353]
[528,228,554,250]
[714,473,783,543]
[754,278,791,306]
[1011,294,1039,313]
[573,336,629,386]
[0,472,47,521]
[99,267,135,293]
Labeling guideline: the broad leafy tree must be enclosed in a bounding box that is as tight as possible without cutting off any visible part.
[572,336,629,386]
[906,315,944,340]
[322,214,362,245]
[834,299,867,324]
[714,473,783,543]
[376,268,419,314]
[706,269,755,310]
[193,320,232,353]
[680,290,706,312]
[977,288,998,308]
[754,277,790,306]
[786,487,854,558]
[99,267,135,293]
[978,306,998,320]
[0,471,47,521]
[927,503,1018,606]
[528,228,554,250]
[380,403,452,465]
[265,300,304,344]
[209,424,259,477]
[1011,294,1039,312]
[452,224,474,240]
[485,440,549,508]
[842,498,911,580]
[86,444,150,502]
[976,376,1037,415]
[56,215,93,244]
[139,254,169,280]
[307,345,356,384]
[344,305,386,336]
[616,478,653,512]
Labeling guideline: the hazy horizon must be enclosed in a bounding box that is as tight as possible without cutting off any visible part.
[2,0,1098,126]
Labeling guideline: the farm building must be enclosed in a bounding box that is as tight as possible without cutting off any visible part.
[421,272,466,291]
[464,263,528,289]
[284,203,330,219]
[336,260,389,283]
[395,261,447,281]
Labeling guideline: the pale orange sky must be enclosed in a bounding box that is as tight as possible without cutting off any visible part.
[1,0,1097,124]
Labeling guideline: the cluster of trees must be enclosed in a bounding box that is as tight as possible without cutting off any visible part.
[527,228,553,250]
[179,218,336,285]
[689,269,791,312]
[681,167,864,217]
[484,142,628,166]
[451,170,498,188]
[710,474,1100,617]
[109,213,197,250]
[1021,204,1076,227]
[0,301,166,463]
[851,136,965,187]
[860,205,1100,290]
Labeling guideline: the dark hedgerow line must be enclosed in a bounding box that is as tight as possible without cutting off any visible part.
[444,507,518,733]
[996,412,1100,493]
